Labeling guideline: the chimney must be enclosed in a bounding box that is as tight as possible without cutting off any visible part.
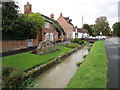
[60,12,62,17]
[24,2,32,15]
[27,2,29,5]
[50,13,54,20]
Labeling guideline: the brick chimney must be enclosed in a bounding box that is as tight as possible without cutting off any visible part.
[50,13,54,20]
[24,2,32,15]
[60,12,62,17]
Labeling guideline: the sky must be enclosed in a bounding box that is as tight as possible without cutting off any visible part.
[16,0,118,29]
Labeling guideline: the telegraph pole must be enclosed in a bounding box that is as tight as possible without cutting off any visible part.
[82,15,83,28]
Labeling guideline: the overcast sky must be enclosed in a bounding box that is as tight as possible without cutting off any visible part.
[16,0,119,29]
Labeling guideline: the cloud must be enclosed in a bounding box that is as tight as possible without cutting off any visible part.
[17,0,118,28]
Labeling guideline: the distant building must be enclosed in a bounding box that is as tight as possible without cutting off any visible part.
[57,13,74,40]
[95,16,107,24]
[73,26,89,39]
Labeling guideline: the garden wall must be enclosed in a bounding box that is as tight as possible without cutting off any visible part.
[0,39,38,52]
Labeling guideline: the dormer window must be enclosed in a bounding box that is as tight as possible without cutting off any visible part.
[45,22,50,28]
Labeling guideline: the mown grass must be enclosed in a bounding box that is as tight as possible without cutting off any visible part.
[67,41,108,88]
[2,45,71,72]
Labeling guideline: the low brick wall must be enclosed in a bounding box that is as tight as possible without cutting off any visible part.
[0,39,38,52]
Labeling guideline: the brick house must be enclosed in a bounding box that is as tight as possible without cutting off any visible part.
[57,13,74,40]
[24,2,64,42]
[41,14,65,42]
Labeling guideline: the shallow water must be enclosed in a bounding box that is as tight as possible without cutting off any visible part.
[35,46,89,88]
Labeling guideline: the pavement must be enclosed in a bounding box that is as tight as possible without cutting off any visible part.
[105,37,119,88]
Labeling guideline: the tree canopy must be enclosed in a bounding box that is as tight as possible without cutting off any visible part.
[83,24,92,36]
[2,1,19,33]
[112,22,120,36]
[2,1,45,40]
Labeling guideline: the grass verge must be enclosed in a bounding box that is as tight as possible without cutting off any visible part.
[2,45,71,72]
[67,41,108,88]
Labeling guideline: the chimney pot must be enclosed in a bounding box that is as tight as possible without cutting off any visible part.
[60,12,62,17]
[50,13,54,20]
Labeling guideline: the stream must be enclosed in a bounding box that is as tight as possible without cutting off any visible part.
[35,45,90,88]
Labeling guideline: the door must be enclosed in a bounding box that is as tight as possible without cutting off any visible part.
[28,39,33,47]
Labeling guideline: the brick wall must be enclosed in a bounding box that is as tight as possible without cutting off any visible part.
[0,39,38,52]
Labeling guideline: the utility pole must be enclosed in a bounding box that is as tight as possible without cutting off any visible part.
[82,15,83,28]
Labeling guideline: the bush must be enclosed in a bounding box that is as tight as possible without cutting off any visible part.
[2,65,23,88]
[78,40,84,45]
[19,77,36,88]
[71,38,79,43]
[64,42,79,48]
[71,38,85,45]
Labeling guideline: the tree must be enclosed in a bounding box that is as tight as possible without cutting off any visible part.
[11,13,45,39]
[2,1,19,33]
[28,13,45,32]
[28,13,45,42]
[112,22,120,36]
[83,24,92,36]
[12,14,36,39]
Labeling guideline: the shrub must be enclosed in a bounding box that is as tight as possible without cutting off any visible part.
[78,40,84,45]
[64,42,79,48]
[2,65,23,88]
[71,38,79,43]
[19,77,36,88]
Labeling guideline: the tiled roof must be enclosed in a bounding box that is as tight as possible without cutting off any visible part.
[41,14,65,34]
[63,17,73,25]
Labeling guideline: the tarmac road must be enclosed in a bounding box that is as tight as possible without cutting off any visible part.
[105,37,119,88]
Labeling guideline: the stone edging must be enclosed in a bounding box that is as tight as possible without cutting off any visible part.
[23,44,85,78]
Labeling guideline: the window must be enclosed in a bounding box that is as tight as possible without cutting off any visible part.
[45,22,50,28]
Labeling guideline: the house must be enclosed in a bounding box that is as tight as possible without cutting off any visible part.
[41,14,65,42]
[24,2,64,42]
[73,26,78,39]
[77,28,89,39]
[73,26,89,39]
[57,13,74,40]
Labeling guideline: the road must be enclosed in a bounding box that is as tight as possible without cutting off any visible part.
[105,37,119,88]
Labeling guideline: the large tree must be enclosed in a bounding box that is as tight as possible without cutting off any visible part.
[2,1,45,40]
[28,13,45,32]
[2,1,19,33]
[112,22,120,36]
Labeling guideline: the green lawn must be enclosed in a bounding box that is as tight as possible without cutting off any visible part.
[2,45,71,72]
[67,41,108,88]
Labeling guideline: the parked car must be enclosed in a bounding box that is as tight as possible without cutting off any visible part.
[95,36,106,40]
[89,36,96,39]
